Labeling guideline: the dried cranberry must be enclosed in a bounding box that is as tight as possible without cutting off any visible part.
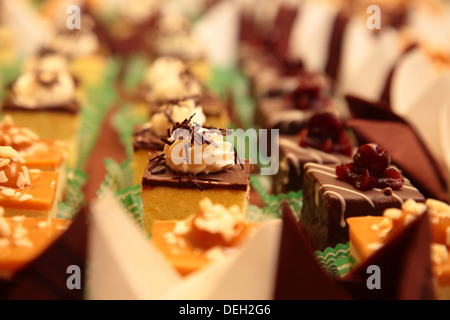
[299,111,353,156]
[336,144,404,191]
[353,144,390,173]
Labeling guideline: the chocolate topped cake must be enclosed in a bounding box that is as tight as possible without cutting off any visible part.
[141,117,251,234]
[301,144,425,251]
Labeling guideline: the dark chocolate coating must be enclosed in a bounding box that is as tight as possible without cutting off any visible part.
[142,158,251,191]
[274,135,351,194]
[2,98,80,114]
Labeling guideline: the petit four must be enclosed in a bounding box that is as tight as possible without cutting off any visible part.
[347,198,450,300]
[152,198,257,276]
[0,208,71,279]
[141,118,251,234]
[300,143,425,251]
[273,111,354,194]
[0,146,59,218]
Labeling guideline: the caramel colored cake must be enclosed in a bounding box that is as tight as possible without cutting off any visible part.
[2,66,80,167]
[0,147,59,218]
[141,118,251,234]
[0,210,71,279]
[152,198,258,276]
[0,116,66,172]
[347,199,450,300]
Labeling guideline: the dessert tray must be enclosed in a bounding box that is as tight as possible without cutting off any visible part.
[0,0,449,300]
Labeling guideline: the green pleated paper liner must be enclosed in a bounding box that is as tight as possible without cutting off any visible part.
[120,54,148,94]
[75,57,121,171]
[314,242,357,279]
[250,175,303,220]
[97,158,143,226]
[57,168,88,219]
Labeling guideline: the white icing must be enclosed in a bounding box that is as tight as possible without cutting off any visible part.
[12,71,76,108]
[149,99,206,137]
[193,198,244,243]
[322,184,375,208]
[144,57,203,102]
[164,127,235,175]
[323,190,347,228]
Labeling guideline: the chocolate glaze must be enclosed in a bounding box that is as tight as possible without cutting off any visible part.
[132,126,165,151]
[142,157,251,191]
[274,135,351,194]
[300,163,425,251]
[2,98,80,114]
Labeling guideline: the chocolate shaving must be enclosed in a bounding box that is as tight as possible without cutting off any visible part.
[234,147,244,169]
[151,166,166,175]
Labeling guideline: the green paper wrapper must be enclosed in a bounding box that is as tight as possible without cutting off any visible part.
[97,158,143,226]
[76,58,121,171]
[314,242,357,279]
[57,168,87,219]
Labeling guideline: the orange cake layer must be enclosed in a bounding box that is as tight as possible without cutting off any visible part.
[1,171,59,215]
[21,141,66,171]
[152,220,257,276]
[0,216,71,279]
[347,211,450,299]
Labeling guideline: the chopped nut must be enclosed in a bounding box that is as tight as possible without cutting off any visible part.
[0,171,8,183]
[173,220,189,236]
[11,216,25,223]
[37,221,48,229]
[431,243,449,265]
[383,208,402,220]
[403,199,427,216]
[205,246,226,261]
[426,199,450,217]
[14,237,33,248]
[163,231,178,245]
[1,188,15,197]
[13,224,28,239]
[19,194,33,202]
[378,218,391,229]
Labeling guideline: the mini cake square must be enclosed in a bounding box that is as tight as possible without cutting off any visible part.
[141,118,252,234]
[300,144,425,251]
[0,147,60,218]
[0,211,71,279]
[151,198,258,276]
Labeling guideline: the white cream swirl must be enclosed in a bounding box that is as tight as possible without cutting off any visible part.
[150,99,205,137]
[144,57,203,102]
[164,127,235,175]
[12,70,76,108]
